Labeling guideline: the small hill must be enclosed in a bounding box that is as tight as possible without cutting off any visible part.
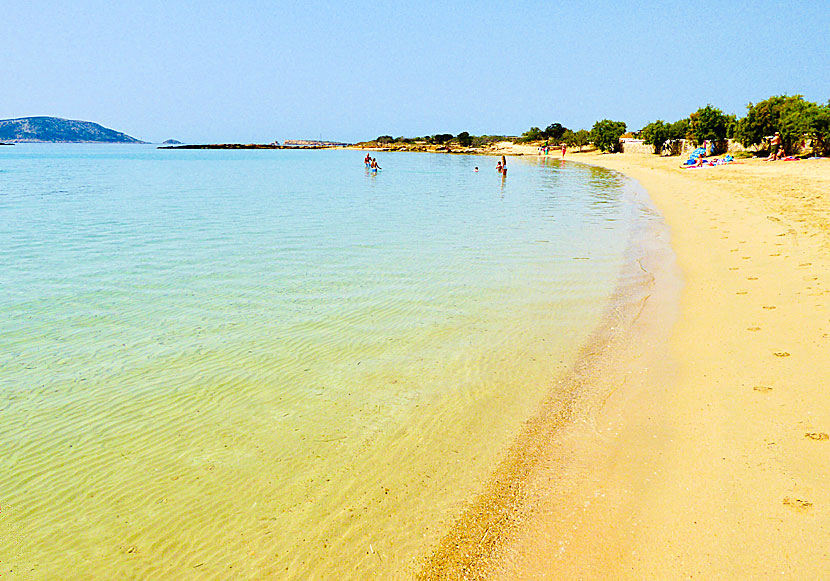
[0,116,144,143]
[162,139,183,145]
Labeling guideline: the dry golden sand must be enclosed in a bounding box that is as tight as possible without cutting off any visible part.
[418,151,830,578]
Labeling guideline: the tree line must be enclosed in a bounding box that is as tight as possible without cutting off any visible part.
[517,95,829,156]
[371,95,828,156]
[374,133,507,148]
[639,96,830,156]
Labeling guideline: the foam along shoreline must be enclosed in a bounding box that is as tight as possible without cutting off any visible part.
[448,151,830,578]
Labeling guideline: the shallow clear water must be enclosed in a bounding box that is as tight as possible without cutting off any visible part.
[2,145,643,578]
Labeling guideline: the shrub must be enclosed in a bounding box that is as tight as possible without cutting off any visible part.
[517,126,544,142]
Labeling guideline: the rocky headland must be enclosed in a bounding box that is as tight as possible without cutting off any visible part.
[0,116,143,143]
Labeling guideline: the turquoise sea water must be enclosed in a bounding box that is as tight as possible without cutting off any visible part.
[2,145,652,578]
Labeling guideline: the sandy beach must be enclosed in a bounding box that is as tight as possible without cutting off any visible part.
[419,151,830,578]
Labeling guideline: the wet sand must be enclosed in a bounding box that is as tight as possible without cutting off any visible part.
[419,152,830,578]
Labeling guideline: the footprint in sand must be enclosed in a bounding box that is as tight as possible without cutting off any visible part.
[736,291,748,295]
[747,277,758,280]
[799,263,812,267]
[729,267,740,271]
[805,432,829,441]
[770,253,782,257]
[753,385,773,392]
[747,327,762,331]
[783,497,812,511]
[742,256,752,260]
[763,306,777,310]
[773,351,791,357]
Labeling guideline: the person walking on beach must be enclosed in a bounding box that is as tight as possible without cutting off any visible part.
[561,143,566,158]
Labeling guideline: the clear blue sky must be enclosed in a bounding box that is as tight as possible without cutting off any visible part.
[3,0,827,143]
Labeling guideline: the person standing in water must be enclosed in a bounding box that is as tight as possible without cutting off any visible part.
[364,153,371,167]
[561,143,566,158]
[501,155,507,175]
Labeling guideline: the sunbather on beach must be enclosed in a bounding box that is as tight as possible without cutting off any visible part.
[765,132,784,161]
[682,154,706,169]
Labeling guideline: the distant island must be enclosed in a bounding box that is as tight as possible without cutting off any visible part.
[162,139,183,145]
[0,116,144,143]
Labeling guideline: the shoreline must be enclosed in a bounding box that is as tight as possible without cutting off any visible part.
[415,155,684,579]
[419,151,830,577]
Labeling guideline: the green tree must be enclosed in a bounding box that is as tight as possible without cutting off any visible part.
[544,123,569,142]
[688,105,732,147]
[668,118,690,140]
[457,131,472,147]
[433,133,454,144]
[572,129,591,151]
[376,135,394,144]
[591,119,627,152]
[776,99,830,155]
[640,120,671,154]
[734,95,816,154]
[803,102,830,156]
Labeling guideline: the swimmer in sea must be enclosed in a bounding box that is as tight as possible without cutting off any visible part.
[474,166,479,172]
